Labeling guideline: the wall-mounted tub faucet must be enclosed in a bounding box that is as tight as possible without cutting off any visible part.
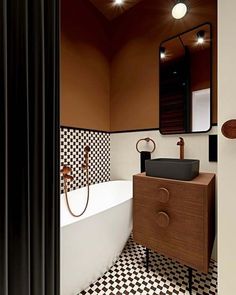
[61,165,74,181]
[177,137,184,160]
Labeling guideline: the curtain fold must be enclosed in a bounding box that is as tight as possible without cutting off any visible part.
[0,0,60,294]
[0,0,8,294]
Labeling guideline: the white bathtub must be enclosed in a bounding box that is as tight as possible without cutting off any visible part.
[60,180,133,295]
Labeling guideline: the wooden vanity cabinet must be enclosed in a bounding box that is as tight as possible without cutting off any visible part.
[133,173,215,273]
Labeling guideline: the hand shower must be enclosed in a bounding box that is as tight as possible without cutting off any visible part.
[82,145,90,170]
[61,145,91,217]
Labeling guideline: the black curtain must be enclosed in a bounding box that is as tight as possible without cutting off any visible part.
[0,0,60,294]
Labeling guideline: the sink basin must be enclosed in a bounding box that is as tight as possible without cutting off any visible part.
[145,158,199,181]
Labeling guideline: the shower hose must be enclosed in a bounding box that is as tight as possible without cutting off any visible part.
[63,168,90,217]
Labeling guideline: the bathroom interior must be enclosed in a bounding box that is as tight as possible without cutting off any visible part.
[60,0,219,294]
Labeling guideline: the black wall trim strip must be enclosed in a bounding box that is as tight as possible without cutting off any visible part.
[61,125,159,134]
[61,124,218,134]
[110,128,160,134]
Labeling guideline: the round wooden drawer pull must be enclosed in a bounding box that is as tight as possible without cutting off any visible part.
[158,187,170,203]
[156,212,170,228]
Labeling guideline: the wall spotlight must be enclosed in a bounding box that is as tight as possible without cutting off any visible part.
[197,30,205,44]
[160,47,166,59]
[172,1,188,20]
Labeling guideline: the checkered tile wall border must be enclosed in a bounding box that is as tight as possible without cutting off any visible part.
[60,127,110,194]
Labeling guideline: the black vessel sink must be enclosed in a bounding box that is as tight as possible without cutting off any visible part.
[145,158,199,181]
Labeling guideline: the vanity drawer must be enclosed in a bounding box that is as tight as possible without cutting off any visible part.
[133,174,204,215]
[133,203,204,271]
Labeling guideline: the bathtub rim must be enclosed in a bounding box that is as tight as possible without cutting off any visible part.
[60,180,133,227]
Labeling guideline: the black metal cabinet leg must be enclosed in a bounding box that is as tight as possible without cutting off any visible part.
[146,248,149,272]
[188,267,193,295]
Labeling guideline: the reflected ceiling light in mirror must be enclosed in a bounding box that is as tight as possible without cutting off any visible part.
[172,1,188,19]
[160,47,166,59]
[114,0,125,6]
[197,30,205,44]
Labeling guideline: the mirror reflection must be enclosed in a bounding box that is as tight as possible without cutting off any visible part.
[159,24,212,134]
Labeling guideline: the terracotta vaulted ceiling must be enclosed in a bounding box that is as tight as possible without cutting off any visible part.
[89,0,145,20]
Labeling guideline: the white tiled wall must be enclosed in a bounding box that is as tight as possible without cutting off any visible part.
[111,127,217,180]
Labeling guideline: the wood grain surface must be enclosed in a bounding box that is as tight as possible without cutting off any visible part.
[133,173,215,273]
[221,119,236,139]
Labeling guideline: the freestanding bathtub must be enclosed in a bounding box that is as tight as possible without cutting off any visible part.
[60,180,133,295]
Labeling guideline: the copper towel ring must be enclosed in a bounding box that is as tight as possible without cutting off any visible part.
[136,137,156,153]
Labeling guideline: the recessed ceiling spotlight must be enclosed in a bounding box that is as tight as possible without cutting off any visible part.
[160,47,166,59]
[172,1,188,20]
[114,0,125,6]
[197,30,205,44]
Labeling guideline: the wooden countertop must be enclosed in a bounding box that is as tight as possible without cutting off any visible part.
[134,172,215,186]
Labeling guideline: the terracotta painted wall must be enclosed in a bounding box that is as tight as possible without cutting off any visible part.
[110,0,217,131]
[61,0,110,131]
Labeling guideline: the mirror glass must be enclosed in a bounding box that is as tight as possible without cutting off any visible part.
[159,24,212,134]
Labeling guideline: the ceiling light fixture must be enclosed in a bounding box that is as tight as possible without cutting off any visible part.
[114,0,125,6]
[172,1,188,20]
[160,47,166,59]
[197,30,205,44]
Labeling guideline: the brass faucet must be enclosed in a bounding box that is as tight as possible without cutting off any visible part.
[177,137,184,160]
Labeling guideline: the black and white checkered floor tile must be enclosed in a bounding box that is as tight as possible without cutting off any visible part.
[79,236,217,295]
